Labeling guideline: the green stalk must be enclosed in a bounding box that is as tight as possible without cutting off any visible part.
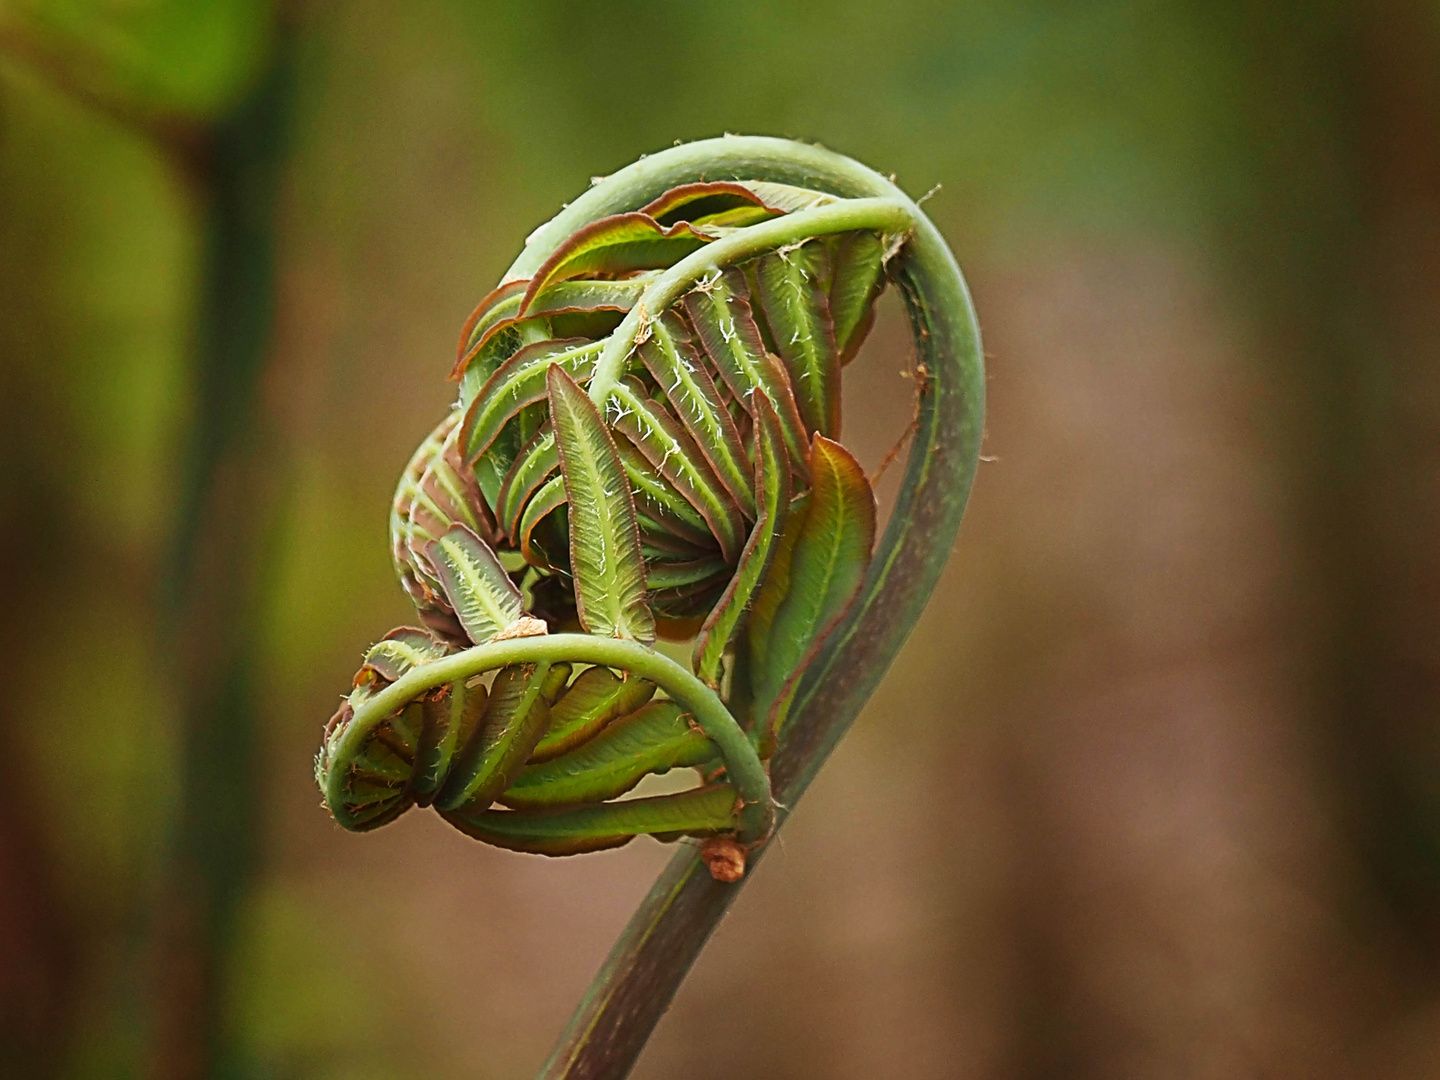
[516,136,985,1080]
[329,633,772,843]
[159,38,294,1079]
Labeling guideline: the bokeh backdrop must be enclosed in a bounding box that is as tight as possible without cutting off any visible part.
[4,2,1440,1078]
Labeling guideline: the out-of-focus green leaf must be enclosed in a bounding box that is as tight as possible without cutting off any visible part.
[547,365,654,644]
[423,524,525,645]
[442,783,738,855]
[501,701,715,810]
[12,0,275,117]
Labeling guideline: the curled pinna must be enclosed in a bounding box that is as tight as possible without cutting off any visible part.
[315,136,982,882]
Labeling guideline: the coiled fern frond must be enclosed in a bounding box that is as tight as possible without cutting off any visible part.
[315,136,979,887]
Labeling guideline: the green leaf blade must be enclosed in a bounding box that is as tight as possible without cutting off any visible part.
[616,435,716,547]
[501,701,716,810]
[827,231,887,365]
[456,275,653,378]
[694,392,793,685]
[517,473,569,569]
[454,278,527,377]
[320,699,423,832]
[459,337,602,464]
[441,783,739,856]
[682,269,810,473]
[410,679,488,806]
[497,425,560,540]
[753,242,841,438]
[435,662,555,811]
[610,379,745,562]
[423,524,526,646]
[748,436,876,752]
[639,313,756,518]
[358,627,452,685]
[644,557,730,593]
[530,667,657,762]
[390,411,492,641]
[547,365,656,645]
[639,179,835,228]
[520,213,712,316]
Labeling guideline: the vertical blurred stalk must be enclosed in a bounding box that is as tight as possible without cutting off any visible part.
[153,32,292,1080]
[1244,0,1440,948]
[1323,2,1440,932]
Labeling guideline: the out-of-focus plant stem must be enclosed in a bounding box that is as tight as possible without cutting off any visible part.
[0,14,291,1075]
[153,32,293,1080]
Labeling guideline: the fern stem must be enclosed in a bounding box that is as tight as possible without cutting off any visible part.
[528,136,985,1080]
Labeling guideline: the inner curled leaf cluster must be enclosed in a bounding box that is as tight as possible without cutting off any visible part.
[316,168,915,876]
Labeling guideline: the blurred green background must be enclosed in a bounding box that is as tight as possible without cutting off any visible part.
[3,1,1440,1078]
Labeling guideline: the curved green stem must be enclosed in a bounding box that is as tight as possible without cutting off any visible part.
[526,137,984,1080]
[586,196,913,404]
[327,633,772,842]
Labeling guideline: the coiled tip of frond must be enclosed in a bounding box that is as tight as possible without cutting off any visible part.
[317,136,963,865]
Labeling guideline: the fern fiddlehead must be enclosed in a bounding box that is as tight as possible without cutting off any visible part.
[314,135,983,1078]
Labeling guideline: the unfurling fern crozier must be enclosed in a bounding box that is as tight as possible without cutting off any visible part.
[316,144,926,879]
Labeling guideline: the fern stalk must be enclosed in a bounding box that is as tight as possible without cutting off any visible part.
[311,134,983,1079]
[524,136,984,1080]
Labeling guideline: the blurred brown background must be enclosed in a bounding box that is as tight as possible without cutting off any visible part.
[3,2,1440,1078]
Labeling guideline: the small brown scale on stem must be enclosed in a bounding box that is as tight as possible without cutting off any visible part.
[700,836,746,883]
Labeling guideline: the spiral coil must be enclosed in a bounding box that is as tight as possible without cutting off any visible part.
[316,139,931,877]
